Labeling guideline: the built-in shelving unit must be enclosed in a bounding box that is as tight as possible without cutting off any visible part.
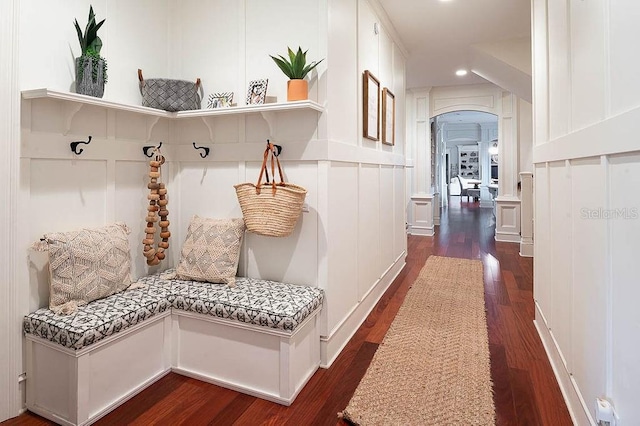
[458,145,479,179]
[21,88,324,140]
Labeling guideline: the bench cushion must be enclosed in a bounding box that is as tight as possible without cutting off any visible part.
[23,282,172,350]
[24,270,324,349]
[139,270,324,332]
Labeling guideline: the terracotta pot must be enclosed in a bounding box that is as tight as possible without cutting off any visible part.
[287,79,308,101]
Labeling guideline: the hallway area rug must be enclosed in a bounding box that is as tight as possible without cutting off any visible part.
[339,256,495,425]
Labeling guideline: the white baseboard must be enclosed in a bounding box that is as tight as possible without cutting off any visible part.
[534,302,594,426]
[320,253,406,367]
[519,241,533,257]
[494,231,520,243]
[408,225,434,236]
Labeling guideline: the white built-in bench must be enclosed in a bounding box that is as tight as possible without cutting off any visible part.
[23,270,324,426]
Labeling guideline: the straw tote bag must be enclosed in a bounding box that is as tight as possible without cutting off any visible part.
[234,142,307,237]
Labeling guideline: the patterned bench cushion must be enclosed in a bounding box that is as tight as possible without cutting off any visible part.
[138,270,324,332]
[23,282,173,350]
[23,270,324,350]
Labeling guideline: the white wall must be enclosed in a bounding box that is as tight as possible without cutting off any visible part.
[320,0,407,364]
[0,0,22,421]
[4,2,408,419]
[533,1,640,424]
[19,0,170,105]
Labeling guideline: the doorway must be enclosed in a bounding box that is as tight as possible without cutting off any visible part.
[431,110,498,213]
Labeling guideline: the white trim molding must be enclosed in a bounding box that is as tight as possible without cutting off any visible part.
[494,196,521,243]
[534,302,593,426]
[409,194,435,236]
[519,172,534,256]
[0,0,22,421]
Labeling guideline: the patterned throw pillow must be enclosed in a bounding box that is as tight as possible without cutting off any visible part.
[37,223,133,315]
[176,216,245,287]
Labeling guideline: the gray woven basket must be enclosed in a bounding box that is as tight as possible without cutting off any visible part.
[138,69,202,112]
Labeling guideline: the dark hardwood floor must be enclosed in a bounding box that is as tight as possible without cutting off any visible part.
[5,197,572,426]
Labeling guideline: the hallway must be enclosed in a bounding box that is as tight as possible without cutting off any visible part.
[6,198,572,426]
[436,197,572,425]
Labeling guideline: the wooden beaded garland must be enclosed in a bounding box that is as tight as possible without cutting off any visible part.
[143,151,170,266]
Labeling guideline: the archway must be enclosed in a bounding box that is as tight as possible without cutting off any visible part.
[431,110,498,210]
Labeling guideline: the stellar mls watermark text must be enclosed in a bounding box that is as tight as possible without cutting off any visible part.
[580,207,639,220]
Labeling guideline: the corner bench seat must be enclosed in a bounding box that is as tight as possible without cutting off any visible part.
[23,270,324,426]
[23,282,173,350]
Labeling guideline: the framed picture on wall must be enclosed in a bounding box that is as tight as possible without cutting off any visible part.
[382,87,395,145]
[363,70,380,141]
[246,79,269,105]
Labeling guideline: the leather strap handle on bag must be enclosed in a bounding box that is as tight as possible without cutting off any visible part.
[255,140,285,195]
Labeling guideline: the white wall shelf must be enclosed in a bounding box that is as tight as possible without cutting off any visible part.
[22,89,324,141]
[22,89,324,119]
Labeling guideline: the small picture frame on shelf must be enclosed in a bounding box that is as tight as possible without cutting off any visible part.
[207,92,234,109]
[363,70,380,141]
[246,79,269,105]
[382,87,395,146]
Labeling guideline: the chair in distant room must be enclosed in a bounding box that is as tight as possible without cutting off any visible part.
[458,175,480,202]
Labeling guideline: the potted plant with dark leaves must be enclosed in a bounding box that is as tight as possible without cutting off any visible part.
[270,47,323,101]
[74,5,107,98]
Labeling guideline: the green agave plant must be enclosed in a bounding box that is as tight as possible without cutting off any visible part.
[270,47,324,80]
[74,5,108,83]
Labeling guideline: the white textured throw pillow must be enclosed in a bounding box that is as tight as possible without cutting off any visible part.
[37,223,132,315]
[176,216,245,286]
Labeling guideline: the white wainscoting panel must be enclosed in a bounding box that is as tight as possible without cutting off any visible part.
[609,2,640,117]
[178,162,243,222]
[326,162,359,336]
[358,164,381,301]
[378,28,393,103]
[379,166,395,270]
[409,195,434,236]
[27,159,108,309]
[243,161,319,286]
[175,117,238,145]
[115,161,158,280]
[394,166,407,257]
[569,0,606,132]
[546,0,570,140]
[357,0,380,88]
[533,163,551,320]
[609,153,640,422]
[29,160,107,235]
[327,0,358,145]
[494,199,521,242]
[0,0,21,419]
[569,157,607,415]
[548,161,573,371]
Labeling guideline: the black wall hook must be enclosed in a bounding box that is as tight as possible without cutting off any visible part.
[266,139,282,157]
[70,136,92,155]
[143,142,162,158]
[192,142,210,158]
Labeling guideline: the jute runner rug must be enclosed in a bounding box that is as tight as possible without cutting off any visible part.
[339,256,495,425]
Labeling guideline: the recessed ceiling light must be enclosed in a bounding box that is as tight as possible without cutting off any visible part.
[456,69,468,76]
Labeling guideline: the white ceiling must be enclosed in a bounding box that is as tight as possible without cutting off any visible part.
[378,0,531,89]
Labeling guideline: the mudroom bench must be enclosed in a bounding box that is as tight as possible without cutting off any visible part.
[23,270,324,426]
